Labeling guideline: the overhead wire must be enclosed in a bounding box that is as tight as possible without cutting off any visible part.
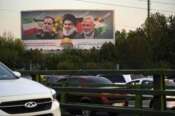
[137,0,175,6]
[74,0,175,13]
[0,0,174,13]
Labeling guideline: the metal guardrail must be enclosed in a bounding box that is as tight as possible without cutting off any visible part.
[20,70,175,115]
[54,86,175,115]
[20,69,175,75]
[60,103,175,115]
[53,87,175,95]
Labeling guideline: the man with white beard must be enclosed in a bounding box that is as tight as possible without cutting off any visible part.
[62,14,77,38]
[78,16,97,39]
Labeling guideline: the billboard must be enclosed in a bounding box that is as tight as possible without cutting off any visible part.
[21,10,114,50]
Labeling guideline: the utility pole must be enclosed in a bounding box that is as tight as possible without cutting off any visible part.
[147,0,150,39]
[148,0,150,19]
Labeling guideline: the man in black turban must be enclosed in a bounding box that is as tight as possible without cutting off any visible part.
[62,14,78,38]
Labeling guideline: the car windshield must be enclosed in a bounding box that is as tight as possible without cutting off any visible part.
[106,75,125,83]
[0,63,16,79]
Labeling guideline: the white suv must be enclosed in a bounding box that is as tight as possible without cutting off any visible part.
[0,62,61,116]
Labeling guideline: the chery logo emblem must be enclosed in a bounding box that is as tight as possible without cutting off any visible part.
[24,101,37,108]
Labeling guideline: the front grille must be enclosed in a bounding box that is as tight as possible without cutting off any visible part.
[34,113,53,116]
[0,98,52,114]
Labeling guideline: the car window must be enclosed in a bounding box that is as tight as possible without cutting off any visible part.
[165,79,175,87]
[0,63,16,79]
[67,78,81,86]
[56,78,68,86]
[47,75,67,84]
[105,75,125,83]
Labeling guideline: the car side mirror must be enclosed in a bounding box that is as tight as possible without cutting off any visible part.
[13,71,21,77]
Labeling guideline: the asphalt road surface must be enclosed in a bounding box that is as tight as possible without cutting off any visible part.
[62,100,151,116]
[62,112,130,116]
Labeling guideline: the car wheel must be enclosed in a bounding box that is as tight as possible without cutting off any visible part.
[73,107,95,116]
[108,112,119,116]
[80,100,96,116]
[81,109,92,116]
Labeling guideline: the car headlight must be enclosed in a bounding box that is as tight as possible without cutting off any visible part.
[51,89,57,100]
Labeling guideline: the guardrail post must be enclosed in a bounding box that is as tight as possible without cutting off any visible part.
[34,74,41,82]
[31,74,37,81]
[60,82,66,103]
[153,74,166,111]
[31,74,43,83]
[135,85,142,116]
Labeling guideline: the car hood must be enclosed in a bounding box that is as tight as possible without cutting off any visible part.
[0,78,51,97]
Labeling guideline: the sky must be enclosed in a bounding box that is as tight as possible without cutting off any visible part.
[0,0,175,38]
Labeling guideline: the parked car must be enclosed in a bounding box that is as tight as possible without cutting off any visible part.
[126,77,175,88]
[0,62,61,116]
[96,74,132,85]
[126,77,153,86]
[149,79,175,110]
[126,77,175,109]
[53,75,128,116]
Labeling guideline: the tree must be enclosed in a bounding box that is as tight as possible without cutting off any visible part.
[143,13,174,68]
[100,42,117,63]
[116,28,152,68]
[0,34,25,69]
[166,15,175,68]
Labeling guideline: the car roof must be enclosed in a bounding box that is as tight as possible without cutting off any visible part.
[67,75,112,81]
[71,75,100,78]
[46,75,111,80]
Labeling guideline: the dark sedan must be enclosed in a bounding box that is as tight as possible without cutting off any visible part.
[48,75,128,116]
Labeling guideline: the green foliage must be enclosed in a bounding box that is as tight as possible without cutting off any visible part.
[143,13,175,68]
[0,34,25,69]
[100,42,117,63]
[57,61,79,70]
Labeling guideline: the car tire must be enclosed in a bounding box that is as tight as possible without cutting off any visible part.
[71,100,96,116]
[81,100,96,116]
[81,109,95,116]
[73,107,95,116]
[108,112,119,116]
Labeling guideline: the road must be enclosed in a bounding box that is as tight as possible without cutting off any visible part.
[62,112,130,116]
[62,100,151,116]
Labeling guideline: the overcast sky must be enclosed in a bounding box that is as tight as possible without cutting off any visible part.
[0,0,175,38]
